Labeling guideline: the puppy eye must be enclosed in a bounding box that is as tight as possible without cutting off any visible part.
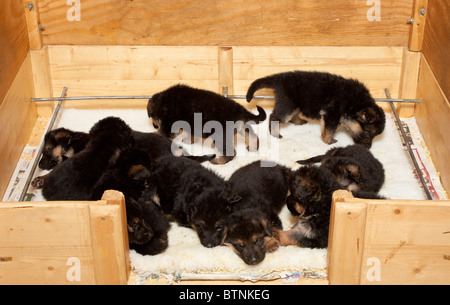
[253,238,262,245]
[363,130,371,137]
[234,244,244,251]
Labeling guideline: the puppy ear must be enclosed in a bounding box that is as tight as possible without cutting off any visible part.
[346,164,361,183]
[357,107,377,124]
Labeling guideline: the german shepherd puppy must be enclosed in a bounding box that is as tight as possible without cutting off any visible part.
[246,71,385,148]
[42,117,134,200]
[277,165,384,249]
[126,197,171,256]
[297,144,385,193]
[91,148,153,200]
[144,155,241,248]
[220,161,291,265]
[39,127,90,170]
[147,84,267,164]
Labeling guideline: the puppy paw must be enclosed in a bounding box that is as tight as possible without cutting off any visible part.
[265,236,280,253]
[31,176,45,189]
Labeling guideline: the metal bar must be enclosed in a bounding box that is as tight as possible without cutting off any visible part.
[19,87,68,202]
[30,95,421,103]
[384,88,434,200]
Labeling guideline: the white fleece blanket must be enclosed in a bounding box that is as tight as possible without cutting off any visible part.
[25,108,440,283]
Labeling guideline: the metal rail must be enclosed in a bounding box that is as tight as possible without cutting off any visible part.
[19,87,68,202]
[384,88,434,200]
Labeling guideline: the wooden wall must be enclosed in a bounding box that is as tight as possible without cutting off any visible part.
[36,0,413,46]
[0,0,29,104]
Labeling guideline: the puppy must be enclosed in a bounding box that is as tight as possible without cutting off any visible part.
[42,117,134,200]
[148,84,267,164]
[278,165,385,249]
[91,148,152,200]
[126,197,171,256]
[32,129,214,189]
[38,127,90,170]
[144,155,241,248]
[246,71,385,148]
[220,161,291,265]
[297,144,385,193]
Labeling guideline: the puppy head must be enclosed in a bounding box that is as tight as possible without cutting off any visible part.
[126,198,154,245]
[289,166,335,217]
[221,210,272,265]
[39,128,76,170]
[348,105,385,148]
[187,187,241,248]
[117,148,152,182]
[89,117,134,148]
[322,157,361,191]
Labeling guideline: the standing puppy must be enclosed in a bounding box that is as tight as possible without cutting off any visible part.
[42,117,133,200]
[148,84,267,164]
[246,71,385,148]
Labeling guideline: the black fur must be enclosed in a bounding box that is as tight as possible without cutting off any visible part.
[126,197,171,256]
[297,144,385,193]
[278,165,384,249]
[42,117,134,200]
[38,127,90,170]
[91,148,153,200]
[220,161,291,265]
[147,84,267,164]
[144,155,240,248]
[246,71,385,148]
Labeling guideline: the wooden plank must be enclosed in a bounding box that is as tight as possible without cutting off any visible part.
[327,190,367,285]
[30,46,54,116]
[422,0,450,101]
[416,56,450,194]
[89,190,130,285]
[218,47,234,95]
[22,0,43,50]
[37,0,412,46]
[397,47,421,117]
[408,0,428,51]
[0,0,29,105]
[360,200,450,284]
[0,56,37,199]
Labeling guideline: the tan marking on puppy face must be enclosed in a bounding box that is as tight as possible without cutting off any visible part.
[52,146,63,162]
[342,119,363,136]
[65,147,75,158]
[128,164,146,177]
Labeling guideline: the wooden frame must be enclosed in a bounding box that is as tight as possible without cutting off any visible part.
[0,0,449,285]
[0,190,130,285]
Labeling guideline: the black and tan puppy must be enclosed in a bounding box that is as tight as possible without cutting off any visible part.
[42,117,134,200]
[147,84,267,164]
[39,127,90,170]
[126,197,171,256]
[246,71,385,148]
[144,155,241,248]
[91,148,153,200]
[278,165,384,249]
[220,161,291,265]
[297,144,385,193]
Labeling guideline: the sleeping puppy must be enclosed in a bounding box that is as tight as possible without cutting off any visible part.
[42,117,134,200]
[144,155,241,248]
[32,128,214,189]
[220,160,291,265]
[91,148,152,200]
[126,197,171,256]
[297,144,385,193]
[246,71,385,148]
[278,165,385,249]
[38,127,90,170]
[147,84,267,164]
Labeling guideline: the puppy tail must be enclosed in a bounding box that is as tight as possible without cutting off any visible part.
[296,154,326,165]
[246,76,277,102]
[252,106,267,123]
